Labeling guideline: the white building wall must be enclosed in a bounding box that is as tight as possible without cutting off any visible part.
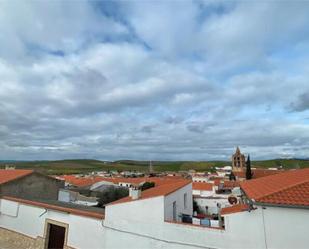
[194,197,230,215]
[0,199,105,249]
[164,183,193,222]
[192,177,208,182]
[262,206,309,249]
[1,197,309,249]
[192,189,214,197]
[225,205,309,249]
[58,189,71,202]
[192,189,200,196]
[104,205,309,249]
[105,196,164,225]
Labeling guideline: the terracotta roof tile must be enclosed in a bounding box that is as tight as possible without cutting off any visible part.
[59,175,184,188]
[213,179,221,186]
[221,204,249,215]
[108,180,191,205]
[240,168,309,207]
[192,182,213,191]
[59,175,107,187]
[0,170,33,185]
[223,181,240,188]
[233,169,282,179]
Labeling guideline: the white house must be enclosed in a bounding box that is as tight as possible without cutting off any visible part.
[192,176,209,183]
[192,182,214,197]
[0,196,105,249]
[192,182,233,215]
[105,180,193,224]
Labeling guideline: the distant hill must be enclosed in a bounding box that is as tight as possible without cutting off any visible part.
[0,158,308,175]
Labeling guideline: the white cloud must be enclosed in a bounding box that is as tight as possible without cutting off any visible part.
[0,1,308,160]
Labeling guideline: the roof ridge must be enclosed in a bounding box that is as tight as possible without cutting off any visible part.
[255,177,309,201]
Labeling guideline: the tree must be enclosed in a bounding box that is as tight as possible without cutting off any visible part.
[141,182,155,191]
[229,171,236,181]
[193,200,200,213]
[246,154,253,180]
[96,186,129,207]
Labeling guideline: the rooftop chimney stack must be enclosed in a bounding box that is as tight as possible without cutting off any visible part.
[129,186,141,200]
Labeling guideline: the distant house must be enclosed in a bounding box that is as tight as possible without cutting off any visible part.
[192,182,214,197]
[0,169,64,200]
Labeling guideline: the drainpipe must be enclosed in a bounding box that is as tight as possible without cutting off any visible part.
[217,203,223,228]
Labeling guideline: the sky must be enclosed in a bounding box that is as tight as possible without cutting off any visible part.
[1,0,309,161]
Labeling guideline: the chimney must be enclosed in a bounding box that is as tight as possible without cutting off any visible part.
[129,186,141,200]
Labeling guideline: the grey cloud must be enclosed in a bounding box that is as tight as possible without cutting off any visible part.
[0,1,308,160]
[187,124,204,134]
[290,92,309,112]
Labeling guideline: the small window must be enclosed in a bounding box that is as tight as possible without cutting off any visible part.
[184,193,187,209]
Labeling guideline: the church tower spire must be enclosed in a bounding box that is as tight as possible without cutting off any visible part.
[232,147,246,172]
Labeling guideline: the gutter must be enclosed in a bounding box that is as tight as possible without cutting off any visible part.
[253,201,309,210]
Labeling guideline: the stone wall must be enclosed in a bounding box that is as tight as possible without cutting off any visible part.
[0,228,75,249]
[0,227,44,249]
[0,173,64,200]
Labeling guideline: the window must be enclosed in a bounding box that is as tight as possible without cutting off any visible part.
[184,193,187,209]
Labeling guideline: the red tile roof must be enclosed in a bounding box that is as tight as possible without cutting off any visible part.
[240,168,309,207]
[58,175,107,187]
[59,175,185,188]
[221,204,249,215]
[108,180,191,206]
[2,196,104,219]
[213,179,221,186]
[233,169,282,179]
[223,180,241,188]
[0,170,33,185]
[192,182,213,191]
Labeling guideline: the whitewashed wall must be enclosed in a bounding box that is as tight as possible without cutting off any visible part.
[0,199,105,249]
[261,206,309,249]
[1,197,309,249]
[192,189,214,197]
[105,200,309,249]
[164,183,193,221]
[105,196,164,225]
[58,189,71,202]
[194,197,230,214]
[192,177,208,182]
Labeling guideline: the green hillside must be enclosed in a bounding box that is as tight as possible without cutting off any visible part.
[0,158,308,175]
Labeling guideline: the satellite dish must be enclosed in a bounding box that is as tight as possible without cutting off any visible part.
[228,195,238,205]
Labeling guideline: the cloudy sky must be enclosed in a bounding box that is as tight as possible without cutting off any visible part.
[1,1,309,161]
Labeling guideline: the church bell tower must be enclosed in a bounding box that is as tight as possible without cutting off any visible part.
[232,147,246,172]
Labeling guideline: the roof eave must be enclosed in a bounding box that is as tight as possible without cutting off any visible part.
[253,201,309,210]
